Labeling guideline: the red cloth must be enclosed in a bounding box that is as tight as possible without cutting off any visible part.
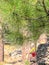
[31,52,36,57]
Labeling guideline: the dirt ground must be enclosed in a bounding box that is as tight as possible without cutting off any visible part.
[0,45,38,65]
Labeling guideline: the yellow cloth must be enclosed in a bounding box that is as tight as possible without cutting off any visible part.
[30,47,35,53]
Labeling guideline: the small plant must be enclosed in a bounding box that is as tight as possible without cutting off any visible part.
[25,60,30,65]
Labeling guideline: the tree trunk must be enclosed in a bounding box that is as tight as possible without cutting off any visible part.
[0,24,4,62]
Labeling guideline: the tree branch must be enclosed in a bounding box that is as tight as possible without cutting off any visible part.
[13,12,47,21]
[42,0,48,15]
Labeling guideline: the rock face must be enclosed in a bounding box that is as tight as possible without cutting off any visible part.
[36,33,49,64]
[0,24,4,61]
[38,33,47,44]
[36,43,49,64]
